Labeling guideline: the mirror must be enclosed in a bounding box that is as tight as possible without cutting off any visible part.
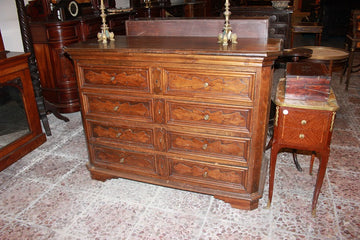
[0,84,30,149]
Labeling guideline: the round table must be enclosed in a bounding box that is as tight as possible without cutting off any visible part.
[299,46,349,80]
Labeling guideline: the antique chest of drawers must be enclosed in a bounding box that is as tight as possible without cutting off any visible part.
[66,36,281,210]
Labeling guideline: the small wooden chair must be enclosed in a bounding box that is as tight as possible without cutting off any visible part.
[291,22,323,48]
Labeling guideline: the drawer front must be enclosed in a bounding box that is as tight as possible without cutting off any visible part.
[277,108,331,147]
[278,127,326,147]
[92,145,157,176]
[82,66,150,92]
[270,24,288,35]
[85,94,153,122]
[166,101,251,133]
[168,132,249,164]
[89,121,155,149]
[278,108,330,130]
[170,158,247,192]
[164,68,254,102]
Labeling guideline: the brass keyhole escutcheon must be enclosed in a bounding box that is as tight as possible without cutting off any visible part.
[119,157,125,163]
[202,144,208,150]
[203,171,208,178]
[301,120,307,125]
[299,134,305,139]
[204,114,210,121]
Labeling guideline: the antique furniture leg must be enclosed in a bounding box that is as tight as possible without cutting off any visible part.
[309,152,316,175]
[312,151,329,217]
[267,143,280,208]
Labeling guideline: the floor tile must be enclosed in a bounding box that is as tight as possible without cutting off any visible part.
[130,207,204,240]
[150,186,212,216]
[18,155,81,184]
[100,177,160,205]
[334,200,360,239]
[0,177,50,217]
[67,197,145,240]
[328,169,360,203]
[200,218,270,240]
[0,220,56,240]
[18,186,94,231]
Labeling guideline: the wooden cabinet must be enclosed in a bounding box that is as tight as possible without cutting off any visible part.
[231,6,293,48]
[66,36,282,210]
[0,52,46,171]
[268,78,339,215]
[27,0,134,113]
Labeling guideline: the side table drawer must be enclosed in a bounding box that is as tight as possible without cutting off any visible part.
[278,127,326,147]
[276,107,333,148]
[278,107,330,129]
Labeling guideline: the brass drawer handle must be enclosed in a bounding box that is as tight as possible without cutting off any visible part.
[299,134,305,139]
[204,82,209,88]
[204,114,210,121]
[110,76,115,81]
[113,106,119,111]
[203,171,208,178]
[301,120,307,125]
[116,132,122,138]
[202,144,208,150]
[119,157,125,163]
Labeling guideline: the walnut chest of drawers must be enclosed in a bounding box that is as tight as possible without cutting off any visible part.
[66,36,282,210]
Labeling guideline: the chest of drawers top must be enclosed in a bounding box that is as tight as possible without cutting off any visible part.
[65,36,282,57]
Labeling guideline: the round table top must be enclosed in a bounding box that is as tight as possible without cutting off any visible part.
[301,46,349,60]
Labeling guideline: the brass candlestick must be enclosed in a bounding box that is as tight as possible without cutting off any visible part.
[144,0,152,8]
[218,0,237,46]
[97,0,114,44]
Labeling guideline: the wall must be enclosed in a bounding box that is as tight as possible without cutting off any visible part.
[0,0,25,52]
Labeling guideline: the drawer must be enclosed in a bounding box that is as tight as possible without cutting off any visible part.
[277,107,332,147]
[278,107,330,130]
[269,24,288,35]
[92,145,157,176]
[89,121,155,149]
[166,101,251,134]
[278,126,327,147]
[82,66,150,92]
[169,157,247,193]
[84,94,153,122]
[164,68,254,102]
[168,132,249,164]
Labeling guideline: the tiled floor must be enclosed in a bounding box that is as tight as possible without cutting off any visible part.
[0,43,359,239]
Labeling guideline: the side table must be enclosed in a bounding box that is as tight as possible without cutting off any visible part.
[300,46,349,81]
[267,78,339,216]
